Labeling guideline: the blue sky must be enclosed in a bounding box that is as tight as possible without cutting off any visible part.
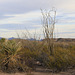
[0,0,75,38]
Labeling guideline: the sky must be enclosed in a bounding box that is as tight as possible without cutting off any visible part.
[0,0,75,39]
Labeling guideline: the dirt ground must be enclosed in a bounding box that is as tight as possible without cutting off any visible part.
[0,69,75,75]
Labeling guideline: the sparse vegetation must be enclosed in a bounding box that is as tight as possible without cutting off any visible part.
[0,39,75,73]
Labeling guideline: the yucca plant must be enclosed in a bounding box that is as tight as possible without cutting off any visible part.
[0,40,24,72]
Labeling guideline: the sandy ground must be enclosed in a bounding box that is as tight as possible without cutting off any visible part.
[0,72,74,75]
[0,67,75,75]
[0,69,75,75]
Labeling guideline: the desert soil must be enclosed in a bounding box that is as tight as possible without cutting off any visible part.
[0,69,75,75]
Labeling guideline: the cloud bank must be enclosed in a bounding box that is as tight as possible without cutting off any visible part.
[0,0,75,38]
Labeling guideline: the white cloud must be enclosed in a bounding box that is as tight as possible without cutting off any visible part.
[0,11,41,24]
[55,24,75,32]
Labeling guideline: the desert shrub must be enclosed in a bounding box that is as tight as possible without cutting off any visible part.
[0,39,75,72]
[0,40,26,72]
[19,47,40,70]
[0,39,43,72]
[39,44,75,71]
[0,38,6,49]
[0,38,6,43]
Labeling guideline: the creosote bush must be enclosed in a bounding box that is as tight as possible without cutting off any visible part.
[40,44,75,71]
